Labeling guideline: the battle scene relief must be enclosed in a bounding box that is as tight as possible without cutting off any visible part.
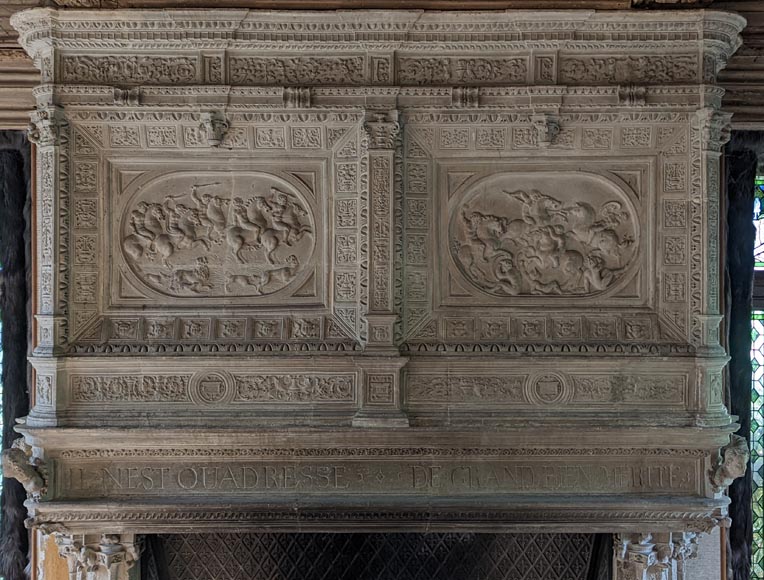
[448,172,639,297]
[119,173,315,298]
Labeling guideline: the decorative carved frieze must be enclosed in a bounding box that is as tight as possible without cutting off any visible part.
[5,6,747,549]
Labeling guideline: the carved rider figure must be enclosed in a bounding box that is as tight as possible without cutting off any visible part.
[266,187,311,245]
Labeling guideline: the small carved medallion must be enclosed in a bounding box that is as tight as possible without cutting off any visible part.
[190,371,233,405]
[527,373,571,406]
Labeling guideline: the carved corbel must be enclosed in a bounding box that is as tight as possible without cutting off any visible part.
[113,87,140,107]
[283,87,311,108]
[530,113,560,148]
[199,111,229,147]
[27,106,66,147]
[452,87,479,108]
[364,110,401,150]
[618,84,647,106]
[709,433,749,493]
[694,107,732,153]
[1,437,47,498]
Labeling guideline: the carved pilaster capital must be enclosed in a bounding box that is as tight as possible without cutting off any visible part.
[693,108,732,152]
[614,533,698,580]
[54,533,138,580]
[530,113,560,148]
[28,106,67,147]
[200,110,229,147]
[709,433,749,494]
[364,111,401,150]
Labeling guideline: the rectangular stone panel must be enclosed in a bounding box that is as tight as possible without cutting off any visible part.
[57,455,702,499]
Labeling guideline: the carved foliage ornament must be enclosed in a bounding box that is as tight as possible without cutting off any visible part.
[449,174,638,297]
[120,173,314,298]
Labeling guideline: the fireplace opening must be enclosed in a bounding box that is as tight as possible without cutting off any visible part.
[142,533,612,580]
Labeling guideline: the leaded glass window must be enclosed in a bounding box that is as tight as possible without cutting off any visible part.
[752,312,764,578]
[753,176,764,579]
[755,176,764,271]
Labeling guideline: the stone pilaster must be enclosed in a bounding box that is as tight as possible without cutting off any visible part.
[364,109,400,351]
[28,104,69,357]
[689,107,732,354]
[355,109,409,427]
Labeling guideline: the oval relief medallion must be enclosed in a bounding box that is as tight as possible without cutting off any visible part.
[449,172,638,297]
[120,173,315,298]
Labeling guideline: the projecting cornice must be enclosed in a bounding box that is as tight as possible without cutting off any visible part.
[8,8,745,93]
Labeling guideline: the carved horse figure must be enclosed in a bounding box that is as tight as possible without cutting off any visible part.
[225,254,300,294]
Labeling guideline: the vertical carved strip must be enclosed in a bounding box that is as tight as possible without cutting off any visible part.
[28,106,68,355]
[689,108,731,351]
[354,110,408,427]
[357,127,370,344]
[364,110,400,349]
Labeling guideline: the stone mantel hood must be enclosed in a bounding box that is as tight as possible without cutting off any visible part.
[3,9,751,576]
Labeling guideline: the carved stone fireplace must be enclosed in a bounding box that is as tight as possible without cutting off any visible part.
[3,7,749,579]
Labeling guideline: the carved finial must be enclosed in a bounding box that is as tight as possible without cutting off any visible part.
[200,111,229,147]
[1,438,47,499]
[283,87,311,108]
[452,87,479,108]
[530,113,560,148]
[113,87,140,107]
[27,106,66,147]
[709,433,749,493]
[364,110,400,150]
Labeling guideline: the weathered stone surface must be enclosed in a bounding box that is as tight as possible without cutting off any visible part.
[6,10,747,571]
